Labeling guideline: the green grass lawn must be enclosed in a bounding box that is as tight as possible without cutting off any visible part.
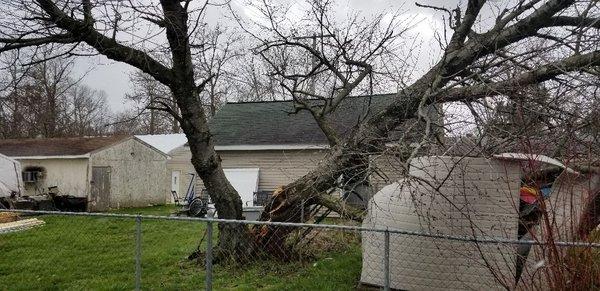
[0,206,362,290]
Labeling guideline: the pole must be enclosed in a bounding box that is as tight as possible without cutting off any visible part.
[384,229,390,291]
[135,215,142,291]
[301,199,305,221]
[205,221,213,291]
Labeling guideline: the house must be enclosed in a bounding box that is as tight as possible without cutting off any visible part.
[0,136,169,211]
[168,94,399,206]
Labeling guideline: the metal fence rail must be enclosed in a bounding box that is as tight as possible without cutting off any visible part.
[1,209,599,290]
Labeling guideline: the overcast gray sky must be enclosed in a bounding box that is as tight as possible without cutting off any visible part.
[72,0,473,112]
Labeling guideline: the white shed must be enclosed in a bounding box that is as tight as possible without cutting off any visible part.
[0,136,169,211]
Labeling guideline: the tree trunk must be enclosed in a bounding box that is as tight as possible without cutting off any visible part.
[159,0,250,259]
[171,95,179,133]
[173,86,251,259]
[149,95,156,134]
[577,186,600,240]
[254,142,374,256]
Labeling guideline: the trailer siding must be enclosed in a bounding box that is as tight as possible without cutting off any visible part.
[18,158,89,197]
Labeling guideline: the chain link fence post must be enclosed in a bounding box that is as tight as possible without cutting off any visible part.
[384,229,390,291]
[135,215,142,291]
[301,199,305,221]
[205,220,213,291]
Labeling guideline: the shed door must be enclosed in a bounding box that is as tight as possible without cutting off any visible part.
[91,167,111,211]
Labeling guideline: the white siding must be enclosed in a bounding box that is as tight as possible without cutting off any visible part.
[18,158,89,197]
[370,153,406,193]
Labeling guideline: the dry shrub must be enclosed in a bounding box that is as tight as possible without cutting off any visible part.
[289,221,361,260]
[0,212,19,223]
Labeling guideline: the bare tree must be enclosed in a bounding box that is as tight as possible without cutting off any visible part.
[194,26,241,116]
[126,70,179,134]
[251,4,401,145]
[0,52,29,138]
[0,0,252,257]
[66,84,111,136]
[0,52,110,138]
[227,53,280,102]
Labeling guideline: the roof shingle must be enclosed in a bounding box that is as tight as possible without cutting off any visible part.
[0,136,129,157]
[210,94,396,146]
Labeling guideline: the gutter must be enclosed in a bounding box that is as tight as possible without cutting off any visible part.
[11,154,91,160]
[214,144,330,151]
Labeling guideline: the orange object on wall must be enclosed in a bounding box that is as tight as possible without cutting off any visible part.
[520,186,539,204]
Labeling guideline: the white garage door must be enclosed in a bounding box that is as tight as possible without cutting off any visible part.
[223,168,260,207]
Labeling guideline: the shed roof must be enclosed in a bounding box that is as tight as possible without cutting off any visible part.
[209,94,396,146]
[0,136,130,158]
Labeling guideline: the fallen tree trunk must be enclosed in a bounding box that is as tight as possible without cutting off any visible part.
[252,135,385,256]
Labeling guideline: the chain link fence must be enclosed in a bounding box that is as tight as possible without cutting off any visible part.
[0,209,599,290]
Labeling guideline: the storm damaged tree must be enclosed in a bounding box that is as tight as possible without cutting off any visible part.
[243,0,600,256]
[235,0,413,254]
[1,0,600,263]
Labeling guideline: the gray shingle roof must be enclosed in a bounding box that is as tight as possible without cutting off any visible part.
[210,94,396,146]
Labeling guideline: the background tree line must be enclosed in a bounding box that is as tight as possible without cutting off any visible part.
[0,52,112,138]
[0,34,278,138]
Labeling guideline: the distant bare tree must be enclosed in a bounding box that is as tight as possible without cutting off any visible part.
[126,70,179,134]
[194,26,241,115]
[66,85,111,136]
[124,26,240,135]
[0,52,28,138]
[0,52,110,138]
[227,53,281,102]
